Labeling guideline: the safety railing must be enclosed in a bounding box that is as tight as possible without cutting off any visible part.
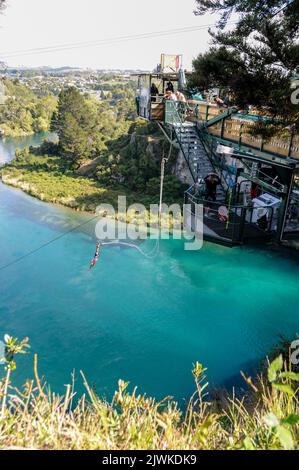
[165,101,199,181]
[197,130,236,193]
[206,115,299,160]
[183,101,229,124]
[163,100,299,160]
[164,100,186,125]
[184,185,275,245]
[284,201,299,234]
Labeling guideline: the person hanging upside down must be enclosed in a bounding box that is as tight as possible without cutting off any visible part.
[90,242,101,269]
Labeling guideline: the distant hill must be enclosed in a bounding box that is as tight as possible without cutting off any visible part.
[3,66,150,75]
[5,66,82,74]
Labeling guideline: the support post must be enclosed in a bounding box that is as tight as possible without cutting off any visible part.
[288,126,295,158]
[238,123,243,150]
[220,116,225,139]
[159,156,166,229]
[237,208,247,244]
[205,105,209,123]
[275,170,294,242]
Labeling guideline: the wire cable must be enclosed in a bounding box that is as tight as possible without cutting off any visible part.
[0,22,237,59]
[0,213,101,272]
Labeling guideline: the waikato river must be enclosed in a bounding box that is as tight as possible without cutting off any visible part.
[0,132,299,402]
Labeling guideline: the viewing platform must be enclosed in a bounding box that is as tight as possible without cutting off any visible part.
[134,56,299,247]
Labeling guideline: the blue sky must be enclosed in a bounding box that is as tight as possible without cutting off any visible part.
[0,0,217,70]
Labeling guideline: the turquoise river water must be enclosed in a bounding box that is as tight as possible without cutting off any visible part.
[0,133,299,402]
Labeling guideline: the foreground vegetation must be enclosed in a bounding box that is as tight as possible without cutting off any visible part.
[0,335,299,450]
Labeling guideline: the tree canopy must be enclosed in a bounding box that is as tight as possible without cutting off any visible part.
[52,88,99,165]
[51,87,136,167]
[191,0,299,121]
[0,79,57,136]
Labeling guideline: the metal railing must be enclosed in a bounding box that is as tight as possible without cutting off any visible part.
[164,100,186,126]
[197,130,236,193]
[165,101,199,181]
[163,100,299,160]
[184,185,275,245]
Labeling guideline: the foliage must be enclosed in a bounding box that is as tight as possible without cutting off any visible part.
[51,88,98,165]
[146,176,182,204]
[51,87,133,167]
[2,79,182,207]
[267,335,299,374]
[47,83,182,198]
[0,79,57,136]
[2,82,182,211]
[1,335,30,371]
[95,121,180,197]
[1,153,183,229]
[0,154,139,212]
[191,0,299,122]
[96,79,137,121]
[0,335,29,419]
[29,139,60,157]
[0,336,299,450]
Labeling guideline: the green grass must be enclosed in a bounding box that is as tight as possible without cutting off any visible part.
[0,154,184,230]
[0,336,299,450]
[1,155,148,212]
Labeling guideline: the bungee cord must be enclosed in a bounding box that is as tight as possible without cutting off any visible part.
[0,142,173,271]
[91,141,174,264]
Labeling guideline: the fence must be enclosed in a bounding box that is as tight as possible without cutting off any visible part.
[164,100,299,160]
[185,187,274,245]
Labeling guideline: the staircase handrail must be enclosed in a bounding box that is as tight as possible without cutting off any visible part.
[200,107,239,129]
[165,101,198,180]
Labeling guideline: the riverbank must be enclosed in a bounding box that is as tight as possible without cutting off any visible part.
[1,155,133,212]
[0,154,183,228]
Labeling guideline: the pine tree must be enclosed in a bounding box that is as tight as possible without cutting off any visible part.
[192,0,299,121]
[52,88,98,165]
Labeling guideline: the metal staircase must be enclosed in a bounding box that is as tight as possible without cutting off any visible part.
[173,123,214,180]
[164,101,227,200]
[174,123,226,201]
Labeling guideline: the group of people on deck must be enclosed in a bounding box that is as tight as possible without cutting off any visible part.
[151,80,232,107]
[150,81,187,103]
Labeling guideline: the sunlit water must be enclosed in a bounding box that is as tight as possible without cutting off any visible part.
[0,134,299,402]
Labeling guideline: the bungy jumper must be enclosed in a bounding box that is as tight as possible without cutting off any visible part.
[90,242,101,269]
